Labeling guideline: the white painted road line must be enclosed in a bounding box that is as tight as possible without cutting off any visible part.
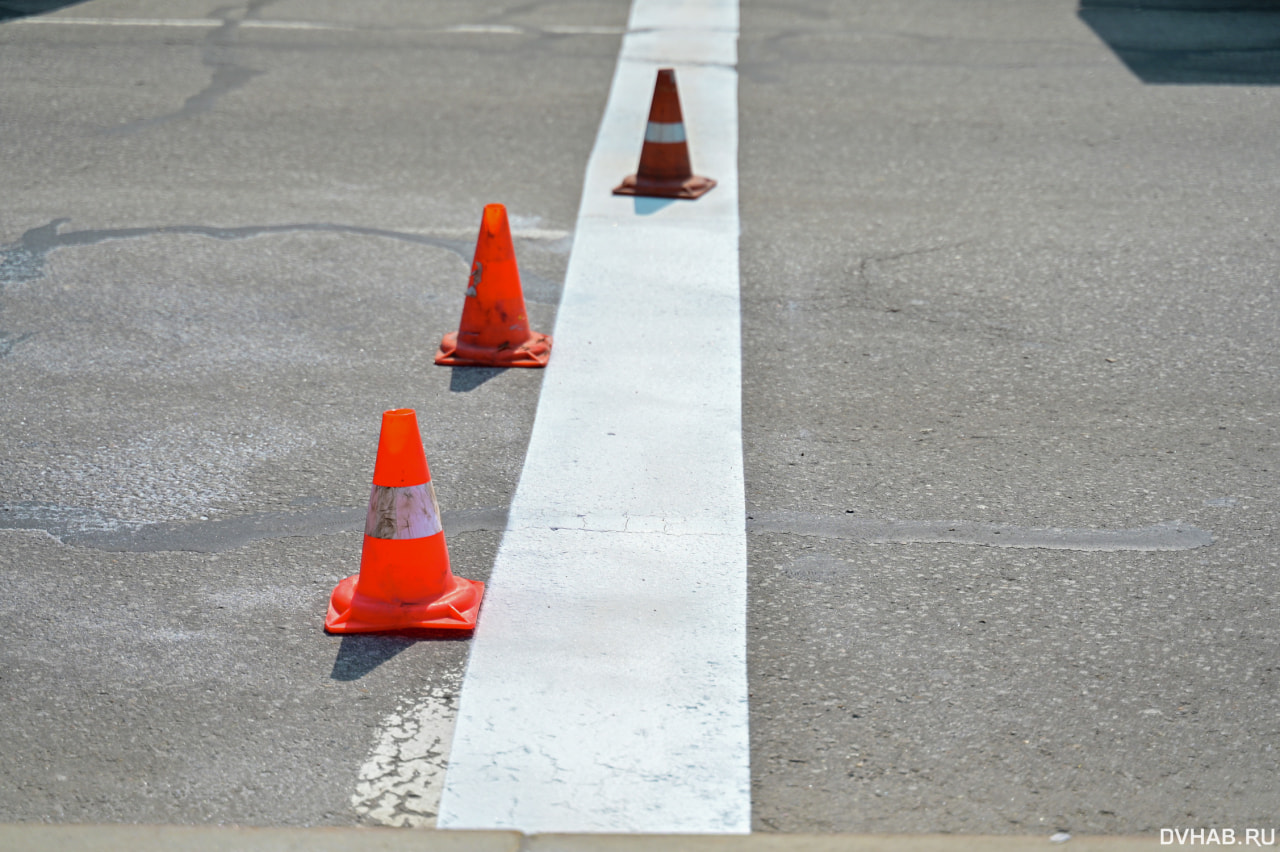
[436,0,746,835]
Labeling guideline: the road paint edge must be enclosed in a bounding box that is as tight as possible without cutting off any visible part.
[437,0,746,835]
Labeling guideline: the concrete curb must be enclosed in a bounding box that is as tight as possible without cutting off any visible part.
[0,824,1162,851]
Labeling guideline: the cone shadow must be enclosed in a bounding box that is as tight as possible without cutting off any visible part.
[448,366,507,393]
[329,630,474,681]
[633,196,676,216]
[330,634,415,680]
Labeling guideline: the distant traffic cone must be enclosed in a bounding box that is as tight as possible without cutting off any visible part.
[435,204,552,368]
[613,68,716,200]
[325,409,484,633]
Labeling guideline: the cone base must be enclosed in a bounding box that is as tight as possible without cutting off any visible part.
[612,174,717,200]
[434,330,552,368]
[325,573,485,633]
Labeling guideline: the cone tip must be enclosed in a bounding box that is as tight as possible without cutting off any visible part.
[483,203,509,237]
[372,408,431,487]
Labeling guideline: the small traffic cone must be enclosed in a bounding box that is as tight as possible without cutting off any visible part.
[613,68,716,200]
[435,204,552,368]
[325,408,484,633]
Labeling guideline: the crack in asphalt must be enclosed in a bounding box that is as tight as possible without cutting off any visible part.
[0,218,474,288]
[100,0,278,136]
[0,217,477,357]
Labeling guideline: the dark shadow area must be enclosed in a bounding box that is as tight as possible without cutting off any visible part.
[329,630,471,681]
[633,196,677,216]
[1080,0,1280,84]
[448,366,507,392]
[0,0,87,20]
[330,634,415,681]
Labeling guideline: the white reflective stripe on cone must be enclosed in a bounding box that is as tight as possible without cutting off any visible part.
[365,483,444,540]
[644,120,686,144]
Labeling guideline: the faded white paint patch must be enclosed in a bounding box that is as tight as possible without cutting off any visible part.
[543,24,628,35]
[351,675,461,828]
[13,18,623,37]
[442,24,525,35]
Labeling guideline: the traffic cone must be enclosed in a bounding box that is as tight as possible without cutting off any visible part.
[613,67,716,200]
[435,204,552,368]
[325,408,484,633]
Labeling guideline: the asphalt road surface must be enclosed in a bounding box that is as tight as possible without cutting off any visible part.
[2,0,1277,837]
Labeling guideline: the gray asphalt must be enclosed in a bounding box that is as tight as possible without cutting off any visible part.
[0,823,1165,852]
[1,0,625,825]
[740,0,1279,834]
[2,0,1278,838]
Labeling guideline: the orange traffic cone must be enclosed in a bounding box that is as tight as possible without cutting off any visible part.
[325,408,484,633]
[435,204,552,368]
[613,68,716,200]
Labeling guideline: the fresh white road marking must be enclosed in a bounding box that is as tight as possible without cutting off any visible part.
[436,0,746,835]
